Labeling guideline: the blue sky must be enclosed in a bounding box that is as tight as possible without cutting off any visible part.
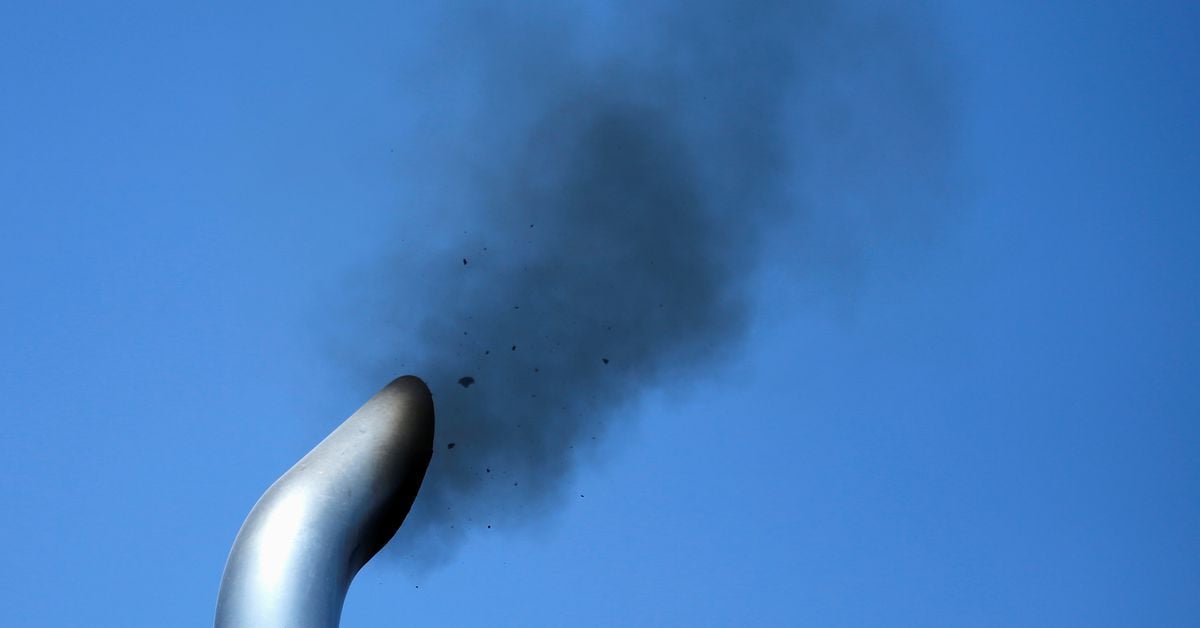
[1,2,1197,626]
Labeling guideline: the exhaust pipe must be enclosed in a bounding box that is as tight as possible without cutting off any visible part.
[215,376,435,628]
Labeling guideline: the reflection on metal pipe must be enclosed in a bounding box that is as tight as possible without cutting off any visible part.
[215,376,435,628]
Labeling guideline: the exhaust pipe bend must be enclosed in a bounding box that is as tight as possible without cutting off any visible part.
[215,376,435,628]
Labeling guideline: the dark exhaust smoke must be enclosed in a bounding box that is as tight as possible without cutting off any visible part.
[349,0,957,565]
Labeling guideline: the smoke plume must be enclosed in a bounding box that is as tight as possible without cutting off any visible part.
[352,0,957,564]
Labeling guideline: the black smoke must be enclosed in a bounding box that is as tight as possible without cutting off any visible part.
[352,0,957,565]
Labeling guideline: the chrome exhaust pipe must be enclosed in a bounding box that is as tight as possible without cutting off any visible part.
[215,376,435,628]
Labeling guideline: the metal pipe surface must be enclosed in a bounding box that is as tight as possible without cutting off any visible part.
[215,376,435,628]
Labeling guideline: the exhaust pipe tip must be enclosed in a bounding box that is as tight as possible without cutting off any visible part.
[216,376,435,628]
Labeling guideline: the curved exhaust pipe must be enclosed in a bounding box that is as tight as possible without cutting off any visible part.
[215,376,435,628]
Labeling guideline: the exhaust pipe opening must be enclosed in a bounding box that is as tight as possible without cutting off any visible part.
[215,376,435,628]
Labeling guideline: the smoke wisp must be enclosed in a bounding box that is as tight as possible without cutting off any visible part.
[352,0,958,565]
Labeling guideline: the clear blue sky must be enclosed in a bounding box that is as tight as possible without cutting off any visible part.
[2,2,1197,626]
